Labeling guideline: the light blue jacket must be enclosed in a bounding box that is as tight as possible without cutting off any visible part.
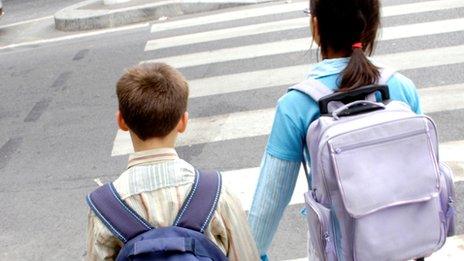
[248,57,422,259]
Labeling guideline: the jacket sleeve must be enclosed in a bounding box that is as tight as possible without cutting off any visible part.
[86,210,122,261]
[248,152,301,256]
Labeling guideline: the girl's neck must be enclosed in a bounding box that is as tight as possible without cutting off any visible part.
[323,48,349,59]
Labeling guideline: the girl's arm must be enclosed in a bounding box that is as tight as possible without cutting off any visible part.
[248,152,301,256]
[248,90,316,257]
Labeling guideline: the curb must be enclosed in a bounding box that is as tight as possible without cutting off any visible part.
[54,0,270,31]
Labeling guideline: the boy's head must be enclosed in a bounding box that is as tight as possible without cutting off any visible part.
[116,63,189,141]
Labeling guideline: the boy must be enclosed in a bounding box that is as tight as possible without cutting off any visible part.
[86,63,259,260]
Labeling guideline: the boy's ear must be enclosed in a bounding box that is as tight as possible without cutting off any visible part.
[177,112,189,133]
[116,110,129,131]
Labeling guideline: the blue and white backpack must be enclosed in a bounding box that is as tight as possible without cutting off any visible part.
[86,170,228,261]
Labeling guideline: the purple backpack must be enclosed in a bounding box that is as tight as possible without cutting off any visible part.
[289,69,456,260]
[86,170,228,261]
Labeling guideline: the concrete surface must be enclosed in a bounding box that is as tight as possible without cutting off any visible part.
[54,0,270,31]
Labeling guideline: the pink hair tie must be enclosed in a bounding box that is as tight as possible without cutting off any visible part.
[352,42,363,49]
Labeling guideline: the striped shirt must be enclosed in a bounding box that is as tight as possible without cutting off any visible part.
[86,148,259,260]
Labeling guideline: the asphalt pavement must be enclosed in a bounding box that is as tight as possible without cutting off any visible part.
[0,0,463,260]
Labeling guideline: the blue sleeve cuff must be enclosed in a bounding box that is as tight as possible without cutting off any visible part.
[266,143,303,162]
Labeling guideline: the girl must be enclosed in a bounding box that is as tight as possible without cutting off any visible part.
[248,0,422,259]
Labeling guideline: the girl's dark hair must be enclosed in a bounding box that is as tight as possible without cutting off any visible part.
[310,0,381,91]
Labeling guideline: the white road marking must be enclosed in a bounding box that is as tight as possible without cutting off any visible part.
[145,0,464,50]
[150,1,307,33]
[111,84,464,156]
[146,17,307,51]
[222,140,464,211]
[286,234,464,261]
[146,18,464,68]
[420,84,464,114]
[93,178,104,186]
[0,22,149,50]
[221,166,308,211]
[440,140,464,163]
[184,45,464,98]
[428,234,464,260]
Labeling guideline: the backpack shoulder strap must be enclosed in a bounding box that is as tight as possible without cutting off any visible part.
[378,67,396,85]
[174,170,222,233]
[288,78,334,102]
[366,68,397,102]
[86,183,153,243]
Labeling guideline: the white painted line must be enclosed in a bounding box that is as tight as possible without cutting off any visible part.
[222,166,308,211]
[111,84,464,156]
[147,36,310,67]
[286,234,464,260]
[0,16,53,29]
[381,0,464,17]
[145,17,305,51]
[0,22,150,51]
[184,45,464,98]
[419,84,464,114]
[222,139,463,211]
[428,234,464,261]
[146,18,464,68]
[93,178,104,186]
[146,0,464,50]
[111,108,275,156]
[285,234,464,261]
[150,1,307,33]
[440,140,464,163]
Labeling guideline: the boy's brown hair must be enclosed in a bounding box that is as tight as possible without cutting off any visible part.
[116,63,189,140]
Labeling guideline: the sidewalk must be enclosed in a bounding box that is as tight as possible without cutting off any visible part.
[54,0,270,31]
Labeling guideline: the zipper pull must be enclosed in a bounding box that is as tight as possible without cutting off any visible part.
[324,232,335,254]
[446,197,456,218]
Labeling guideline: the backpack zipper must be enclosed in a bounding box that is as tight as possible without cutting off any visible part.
[331,128,427,154]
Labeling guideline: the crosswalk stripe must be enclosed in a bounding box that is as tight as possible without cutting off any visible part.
[285,234,464,260]
[111,84,464,156]
[146,18,305,51]
[150,1,307,33]
[222,140,464,211]
[145,0,464,51]
[184,45,464,98]
[146,18,464,68]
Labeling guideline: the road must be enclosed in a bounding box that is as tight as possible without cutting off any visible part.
[0,0,463,260]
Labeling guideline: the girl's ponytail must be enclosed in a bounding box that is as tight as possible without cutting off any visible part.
[339,44,380,91]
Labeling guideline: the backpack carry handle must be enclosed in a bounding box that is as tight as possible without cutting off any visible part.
[129,238,196,256]
[332,100,386,120]
[319,84,390,114]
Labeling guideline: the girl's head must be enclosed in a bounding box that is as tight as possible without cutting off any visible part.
[309,0,381,90]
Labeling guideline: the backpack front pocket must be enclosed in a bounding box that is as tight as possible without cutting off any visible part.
[352,197,443,261]
[304,192,337,261]
[329,124,443,260]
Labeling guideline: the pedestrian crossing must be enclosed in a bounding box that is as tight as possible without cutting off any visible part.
[112,83,464,154]
[113,0,464,259]
[145,18,464,68]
